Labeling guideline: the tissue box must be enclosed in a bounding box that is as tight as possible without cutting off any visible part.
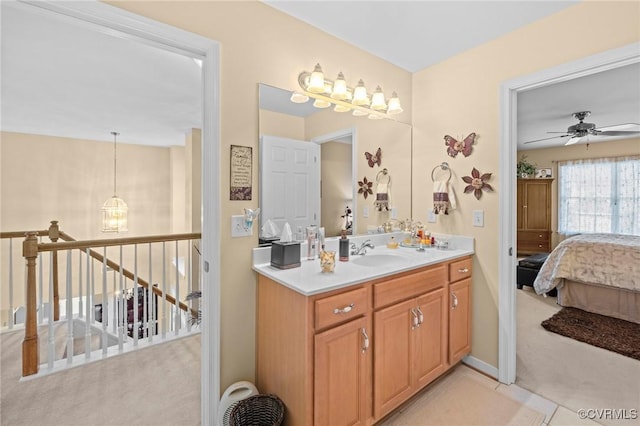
[270,241,301,269]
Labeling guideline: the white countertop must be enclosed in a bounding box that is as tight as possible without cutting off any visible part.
[252,232,474,296]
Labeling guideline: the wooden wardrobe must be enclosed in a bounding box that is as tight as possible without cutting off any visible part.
[517,178,553,255]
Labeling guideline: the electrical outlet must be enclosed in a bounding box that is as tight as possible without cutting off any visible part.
[473,210,484,227]
[231,215,252,237]
[427,210,437,223]
[363,206,369,218]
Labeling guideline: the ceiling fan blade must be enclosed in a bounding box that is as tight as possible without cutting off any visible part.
[523,134,571,144]
[593,130,640,137]
[595,123,640,132]
[564,136,584,146]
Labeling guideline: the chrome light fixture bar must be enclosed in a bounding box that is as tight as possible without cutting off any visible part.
[295,63,403,119]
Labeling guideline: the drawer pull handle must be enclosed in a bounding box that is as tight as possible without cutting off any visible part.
[361,328,369,353]
[333,303,354,315]
[416,306,424,325]
[457,267,469,273]
[539,234,543,238]
[411,308,420,329]
[451,292,458,310]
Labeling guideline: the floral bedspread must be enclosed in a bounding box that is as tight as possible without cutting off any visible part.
[533,233,640,294]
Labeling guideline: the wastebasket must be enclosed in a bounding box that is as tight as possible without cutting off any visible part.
[229,394,285,426]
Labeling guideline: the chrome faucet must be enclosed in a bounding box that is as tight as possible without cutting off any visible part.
[350,239,375,255]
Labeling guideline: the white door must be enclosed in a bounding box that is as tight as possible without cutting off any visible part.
[260,135,321,237]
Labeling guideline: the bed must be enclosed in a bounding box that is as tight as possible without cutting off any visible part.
[533,233,640,324]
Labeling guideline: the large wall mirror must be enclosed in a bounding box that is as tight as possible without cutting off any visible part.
[258,83,412,238]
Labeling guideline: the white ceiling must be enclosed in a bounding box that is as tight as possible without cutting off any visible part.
[2,1,638,149]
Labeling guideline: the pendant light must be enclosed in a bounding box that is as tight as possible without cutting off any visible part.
[101,131,128,233]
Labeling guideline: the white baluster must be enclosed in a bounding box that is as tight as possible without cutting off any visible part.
[162,242,167,339]
[8,239,13,329]
[78,252,83,319]
[186,240,192,332]
[147,243,153,342]
[133,245,139,346]
[102,247,108,356]
[47,252,55,370]
[66,249,74,365]
[118,246,124,351]
[175,240,180,335]
[85,248,91,359]
[38,251,44,324]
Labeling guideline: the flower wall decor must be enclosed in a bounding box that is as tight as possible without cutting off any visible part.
[462,168,494,200]
[358,177,373,199]
[444,133,476,158]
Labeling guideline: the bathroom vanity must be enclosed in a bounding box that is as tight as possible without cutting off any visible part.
[253,234,474,425]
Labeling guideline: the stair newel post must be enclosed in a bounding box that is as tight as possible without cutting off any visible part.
[22,232,39,377]
[48,220,60,321]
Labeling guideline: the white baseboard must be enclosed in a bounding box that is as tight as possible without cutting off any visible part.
[463,355,499,379]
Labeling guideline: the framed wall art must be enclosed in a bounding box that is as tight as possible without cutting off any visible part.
[230,145,252,200]
[535,168,552,178]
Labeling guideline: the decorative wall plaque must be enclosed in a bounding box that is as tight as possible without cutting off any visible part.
[230,145,252,200]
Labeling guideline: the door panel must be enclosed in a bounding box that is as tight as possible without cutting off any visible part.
[260,135,320,232]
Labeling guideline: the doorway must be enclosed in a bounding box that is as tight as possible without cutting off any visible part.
[5,1,221,423]
[498,42,640,384]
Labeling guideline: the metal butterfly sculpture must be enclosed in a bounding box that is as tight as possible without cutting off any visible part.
[364,147,382,167]
[444,133,476,158]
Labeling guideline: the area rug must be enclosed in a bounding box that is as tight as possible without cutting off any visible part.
[541,307,640,361]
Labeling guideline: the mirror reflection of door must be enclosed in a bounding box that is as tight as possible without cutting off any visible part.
[320,136,353,237]
[260,135,320,238]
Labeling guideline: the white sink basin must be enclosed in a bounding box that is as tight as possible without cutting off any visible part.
[350,253,409,268]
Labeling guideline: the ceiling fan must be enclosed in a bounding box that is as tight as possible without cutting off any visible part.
[523,111,640,145]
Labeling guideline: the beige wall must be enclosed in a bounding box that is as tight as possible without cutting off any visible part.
[259,110,305,140]
[519,137,640,248]
[110,0,413,390]
[412,1,640,368]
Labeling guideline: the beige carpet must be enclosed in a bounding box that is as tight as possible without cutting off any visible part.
[516,287,640,426]
[380,365,546,426]
[1,329,200,425]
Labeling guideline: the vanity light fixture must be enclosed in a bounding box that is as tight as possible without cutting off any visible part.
[296,63,403,118]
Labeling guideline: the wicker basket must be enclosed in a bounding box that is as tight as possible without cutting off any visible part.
[229,394,285,426]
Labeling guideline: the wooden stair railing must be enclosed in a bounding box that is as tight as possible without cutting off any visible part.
[13,220,201,376]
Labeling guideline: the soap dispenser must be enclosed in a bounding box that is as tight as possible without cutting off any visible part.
[339,230,350,262]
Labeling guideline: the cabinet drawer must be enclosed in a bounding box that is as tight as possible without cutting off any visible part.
[315,287,367,330]
[518,231,550,241]
[374,265,446,309]
[449,258,472,283]
[518,240,550,253]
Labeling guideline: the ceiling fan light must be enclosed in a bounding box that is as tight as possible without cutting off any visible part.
[307,63,325,94]
[331,72,348,100]
[370,86,387,111]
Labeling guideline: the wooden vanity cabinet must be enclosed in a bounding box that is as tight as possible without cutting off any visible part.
[256,255,472,426]
[372,265,448,420]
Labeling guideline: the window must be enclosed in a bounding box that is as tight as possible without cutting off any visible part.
[558,155,640,236]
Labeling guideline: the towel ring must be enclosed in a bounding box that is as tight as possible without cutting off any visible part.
[376,168,391,186]
[431,162,451,183]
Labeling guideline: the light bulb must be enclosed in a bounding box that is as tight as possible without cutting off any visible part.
[352,79,370,106]
[331,72,348,100]
[387,92,403,114]
[370,86,387,111]
[307,63,325,94]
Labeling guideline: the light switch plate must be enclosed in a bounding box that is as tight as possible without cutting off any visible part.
[390,207,397,219]
[427,210,437,223]
[473,210,484,227]
[231,215,252,237]
[363,206,369,218]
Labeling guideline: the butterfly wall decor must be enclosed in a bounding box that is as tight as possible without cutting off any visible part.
[364,147,382,167]
[444,133,476,158]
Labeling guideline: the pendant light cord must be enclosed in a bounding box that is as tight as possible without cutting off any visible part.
[111,131,119,197]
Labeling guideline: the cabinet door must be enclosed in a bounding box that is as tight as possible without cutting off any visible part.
[414,288,447,389]
[449,279,471,365]
[315,316,369,426]
[373,298,415,419]
[524,181,551,230]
